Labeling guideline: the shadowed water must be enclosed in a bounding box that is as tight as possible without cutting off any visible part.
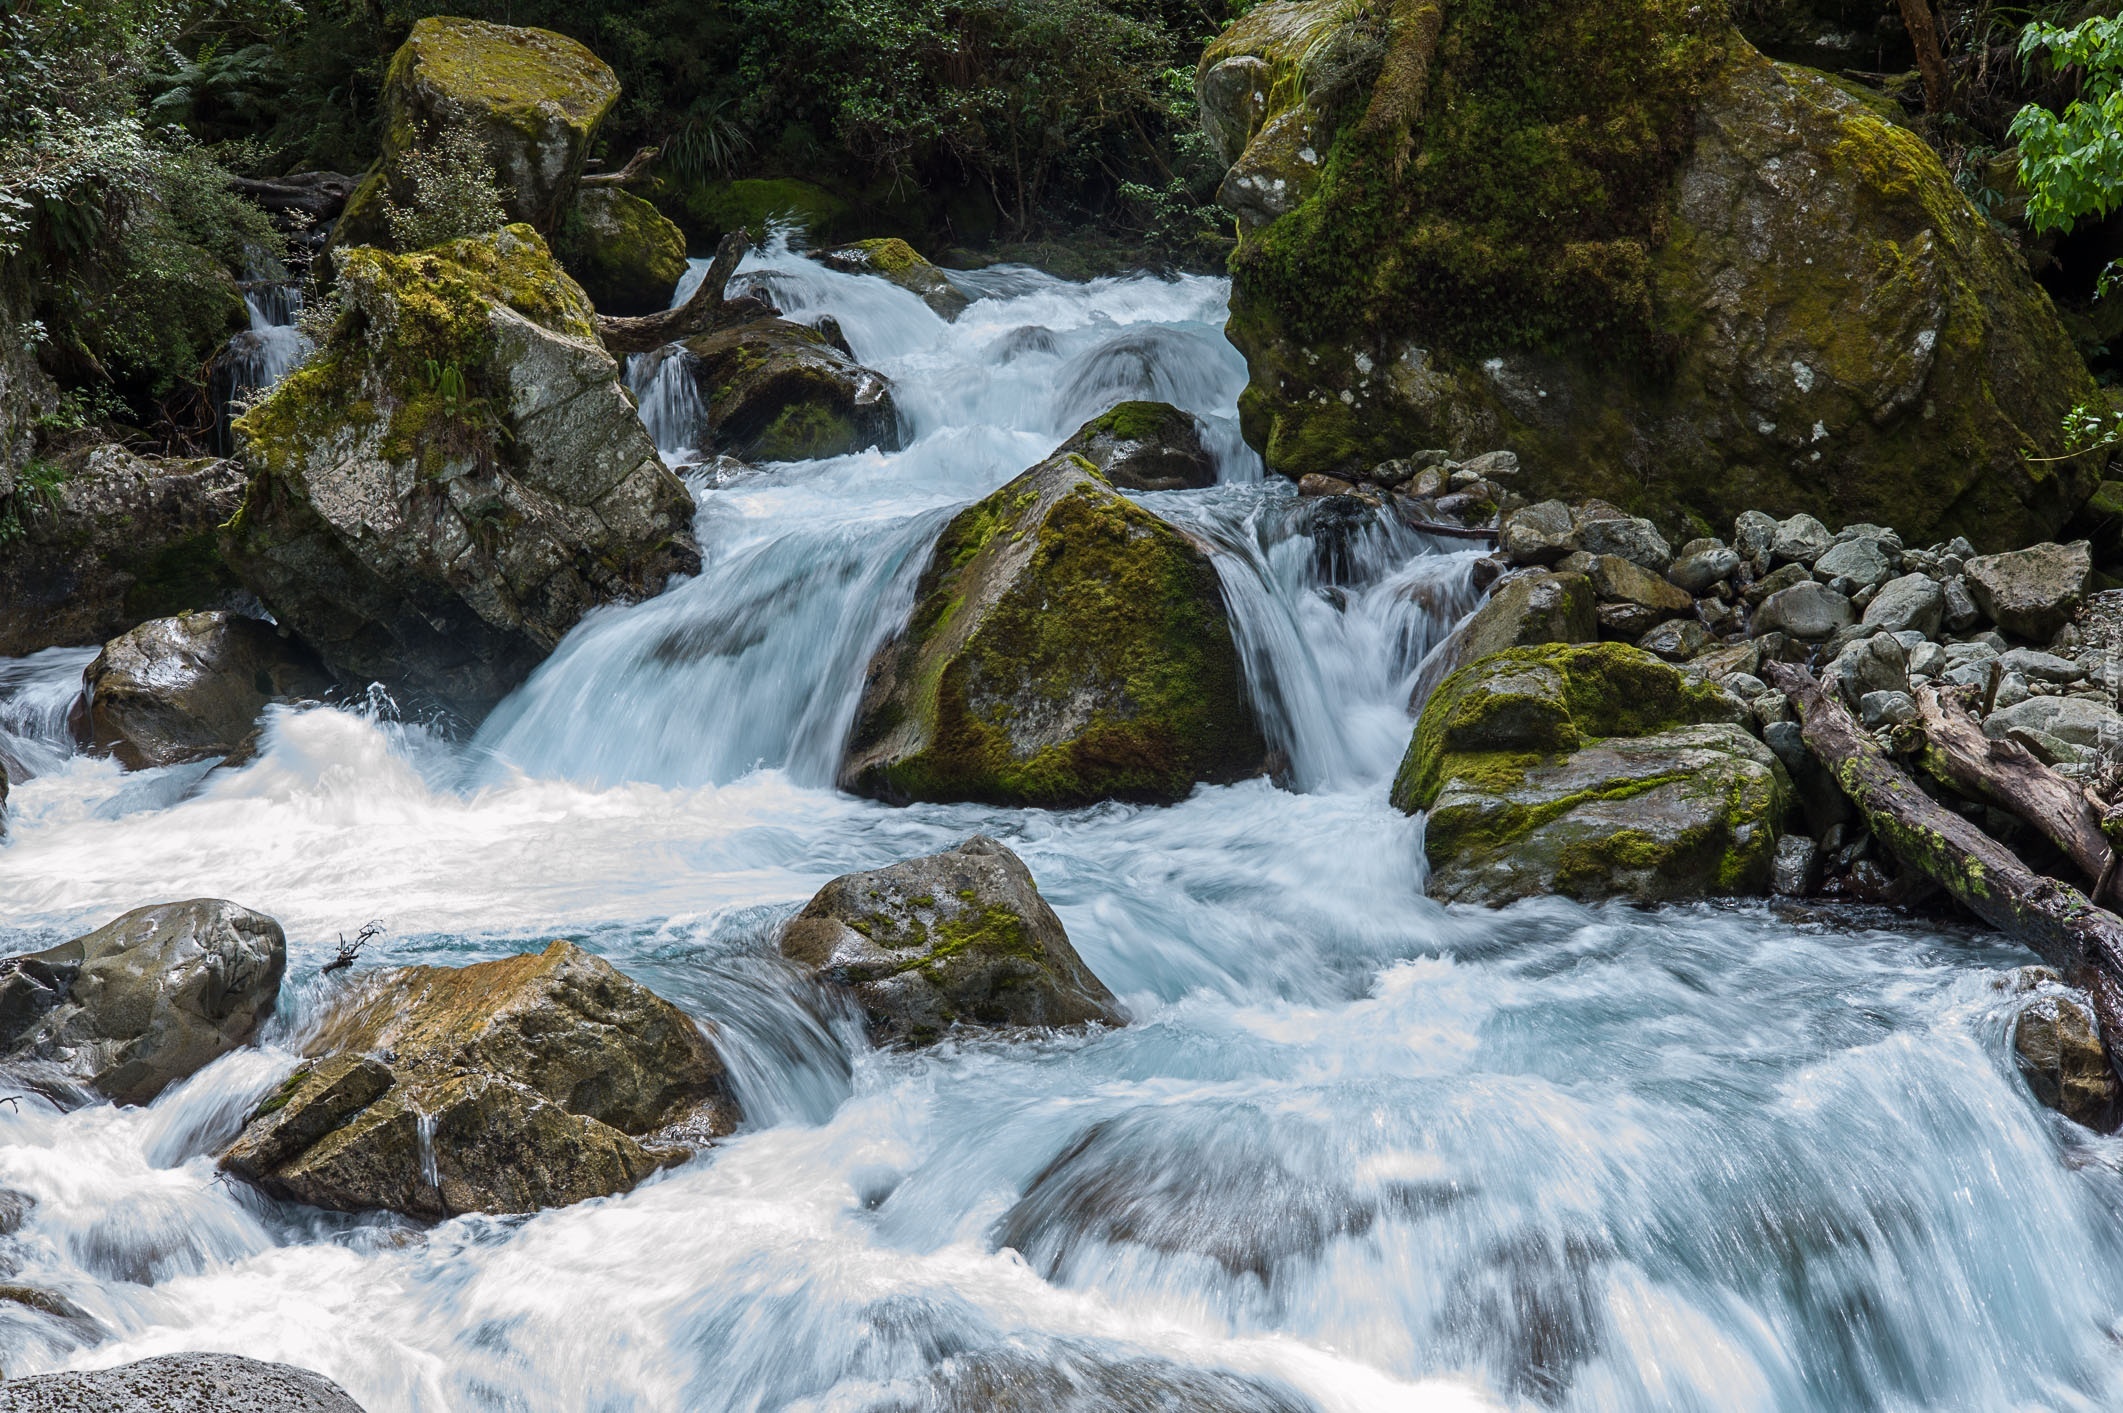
[0,246,2117,1413]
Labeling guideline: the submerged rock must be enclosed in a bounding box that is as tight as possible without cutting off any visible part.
[820,238,971,320]
[337,17,620,248]
[658,318,902,463]
[220,940,735,1218]
[896,1341,1313,1413]
[560,187,689,316]
[782,836,1124,1045]
[1054,401,1217,493]
[0,900,287,1106]
[0,1352,366,1412]
[1393,643,1786,906]
[225,225,699,719]
[841,452,1265,807]
[1207,7,2096,548]
[0,444,247,656]
[82,612,333,769]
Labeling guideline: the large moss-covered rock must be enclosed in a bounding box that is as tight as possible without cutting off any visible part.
[651,318,902,463]
[843,454,1265,807]
[0,900,287,1106]
[336,18,619,249]
[1054,402,1217,493]
[820,238,970,320]
[226,225,698,718]
[220,940,735,1218]
[0,444,247,655]
[559,187,689,317]
[1209,3,2097,550]
[1393,643,1787,906]
[83,612,334,769]
[782,836,1125,1046]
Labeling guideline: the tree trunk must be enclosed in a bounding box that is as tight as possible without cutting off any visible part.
[592,229,754,356]
[1764,662,2123,1045]
[1894,0,1953,112]
[1914,685,2114,888]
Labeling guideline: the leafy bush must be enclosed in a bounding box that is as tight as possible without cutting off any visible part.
[382,122,508,251]
[2013,16,2123,241]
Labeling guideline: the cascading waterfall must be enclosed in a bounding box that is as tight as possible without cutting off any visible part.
[0,245,2120,1413]
[214,270,311,445]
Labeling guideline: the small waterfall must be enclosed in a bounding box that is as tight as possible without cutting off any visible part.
[627,347,707,458]
[215,268,310,445]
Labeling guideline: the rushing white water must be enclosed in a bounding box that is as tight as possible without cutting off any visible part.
[2,248,2121,1413]
[219,277,311,411]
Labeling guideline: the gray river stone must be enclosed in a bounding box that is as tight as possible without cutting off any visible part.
[0,1353,365,1411]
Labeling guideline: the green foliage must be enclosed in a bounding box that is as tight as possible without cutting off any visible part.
[381,120,507,250]
[2013,17,2123,238]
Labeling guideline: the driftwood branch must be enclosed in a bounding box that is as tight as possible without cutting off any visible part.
[229,171,358,221]
[1914,685,2114,889]
[593,228,753,355]
[1766,662,2123,1046]
[579,146,659,188]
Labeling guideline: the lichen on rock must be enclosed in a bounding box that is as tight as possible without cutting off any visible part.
[842,452,1266,807]
[225,225,699,718]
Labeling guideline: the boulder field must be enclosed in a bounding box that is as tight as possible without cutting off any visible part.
[1199,0,2099,549]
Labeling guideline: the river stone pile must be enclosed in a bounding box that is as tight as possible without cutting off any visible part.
[219,940,735,1218]
[0,900,287,1106]
[783,835,1125,1045]
[1297,448,1517,534]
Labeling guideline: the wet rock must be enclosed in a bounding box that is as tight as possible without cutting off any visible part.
[1983,696,2123,752]
[1446,571,1597,672]
[1393,643,1784,906]
[821,238,971,320]
[1772,835,1819,896]
[1054,401,1217,493]
[1637,618,1709,662]
[1498,500,1577,566]
[225,226,699,720]
[559,187,688,317]
[1297,473,1357,498]
[1751,582,1854,641]
[81,612,333,770]
[1860,573,1944,637]
[0,444,247,656]
[892,1341,1313,1413]
[842,453,1264,807]
[0,900,286,1106]
[220,940,735,1218]
[0,1353,366,1411]
[335,17,619,247]
[2014,993,2119,1129]
[1964,541,2093,641]
[1573,512,1670,573]
[1667,544,1740,595]
[664,318,902,464]
[782,836,1124,1045]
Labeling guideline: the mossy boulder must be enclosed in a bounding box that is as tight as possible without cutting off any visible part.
[1209,4,2097,550]
[0,444,247,655]
[82,611,334,770]
[0,899,287,1106]
[220,940,736,1219]
[653,317,902,463]
[782,836,1125,1046]
[1393,643,1787,906]
[1054,401,1217,493]
[558,187,688,317]
[843,453,1266,807]
[336,17,619,248]
[225,225,699,719]
[820,238,970,320]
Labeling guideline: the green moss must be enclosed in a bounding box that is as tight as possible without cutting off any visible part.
[670,177,850,247]
[751,402,858,463]
[252,1065,314,1118]
[561,188,688,315]
[882,904,1043,979]
[846,237,923,275]
[399,17,617,134]
[1085,401,1183,443]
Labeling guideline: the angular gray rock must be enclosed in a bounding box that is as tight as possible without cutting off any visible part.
[0,900,286,1106]
[1983,695,2123,751]
[781,836,1126,1045]
[655,317,903,464]
[1770,513,1833,566]
[1667,544,1740,594]
[1812,537,1896,590]
[0,1352,365,1412]
[1734,510,1777,570]
[1053,402,1217,493]
[1859,689,1917,728]
[1637,618,1710,662]
[1772,835,1820,896]
[1448,571,1597,670]
[1964,541,2093,641]
[1860,573,1944,636]
[82,613,334,770]
[1825,633,1909,707]
[1498,500,1576,566]
[1942,574,1982,631]
[1998,647,2083,684]
[1573,512,1670,572]
[1751,582,1854,640]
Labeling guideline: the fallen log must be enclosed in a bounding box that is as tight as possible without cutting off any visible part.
[593,228,754,355]
[1914,684,2113,890]
[579,145,659,188]
[1765,662,2123,1051]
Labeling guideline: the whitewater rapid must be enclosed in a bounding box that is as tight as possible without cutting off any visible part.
[1,245,2120,1412]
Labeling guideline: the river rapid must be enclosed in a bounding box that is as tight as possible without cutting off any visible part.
[0,246,2120,1412]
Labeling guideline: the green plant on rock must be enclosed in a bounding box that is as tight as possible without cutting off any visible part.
[382,120,509,252]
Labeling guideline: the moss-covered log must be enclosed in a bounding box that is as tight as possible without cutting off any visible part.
[1914,684,2113,890]
[1766,662,2123,1052]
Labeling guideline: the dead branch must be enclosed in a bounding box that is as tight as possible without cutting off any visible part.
[593,228,754,356]
[579,146,660,188]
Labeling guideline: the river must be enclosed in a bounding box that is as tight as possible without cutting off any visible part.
[0,244,2118,1412]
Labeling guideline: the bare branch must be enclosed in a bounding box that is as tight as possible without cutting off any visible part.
[594,228,756,355]
[579,146,661,188]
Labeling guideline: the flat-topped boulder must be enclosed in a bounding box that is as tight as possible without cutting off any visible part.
[782,837,1125,1045]
[220,940,735,1218]
[842,453,1265,807]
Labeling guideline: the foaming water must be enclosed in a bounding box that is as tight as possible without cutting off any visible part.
[0,249,2118,1413]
